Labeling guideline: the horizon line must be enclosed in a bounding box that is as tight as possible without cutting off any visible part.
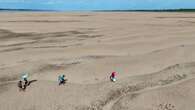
[1,8,195,12]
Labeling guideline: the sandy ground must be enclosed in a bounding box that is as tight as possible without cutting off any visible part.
[0,12,195,110]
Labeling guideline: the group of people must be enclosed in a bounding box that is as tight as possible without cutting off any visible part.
[17,72,117,91]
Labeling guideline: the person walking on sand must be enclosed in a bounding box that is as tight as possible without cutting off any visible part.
[17,80,24,91]
[110,72,117,82]
[18,73,29,91]
[21,73,29,86]
[58,74,66,85]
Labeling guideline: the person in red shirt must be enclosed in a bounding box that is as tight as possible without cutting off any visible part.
[110,72,117,82]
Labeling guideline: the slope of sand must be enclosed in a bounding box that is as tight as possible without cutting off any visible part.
[0,12,195,110]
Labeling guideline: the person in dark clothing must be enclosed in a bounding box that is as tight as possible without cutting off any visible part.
[24,77,29,86]
[17,80,24,91]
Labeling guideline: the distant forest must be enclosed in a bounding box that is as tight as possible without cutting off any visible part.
[97,9,195,12]
[0,8,52,12]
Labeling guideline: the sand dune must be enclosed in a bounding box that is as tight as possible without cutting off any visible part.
[0,12,195,110]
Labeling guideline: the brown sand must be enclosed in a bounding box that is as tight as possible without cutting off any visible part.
[0,12,195,110]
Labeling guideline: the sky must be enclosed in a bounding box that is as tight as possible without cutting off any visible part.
[0,0,195,11]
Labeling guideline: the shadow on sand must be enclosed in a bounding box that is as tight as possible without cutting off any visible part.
[59,79,68,86]
[27,79,38,86]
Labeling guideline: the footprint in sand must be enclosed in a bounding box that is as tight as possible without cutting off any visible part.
[157,103,176,110]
